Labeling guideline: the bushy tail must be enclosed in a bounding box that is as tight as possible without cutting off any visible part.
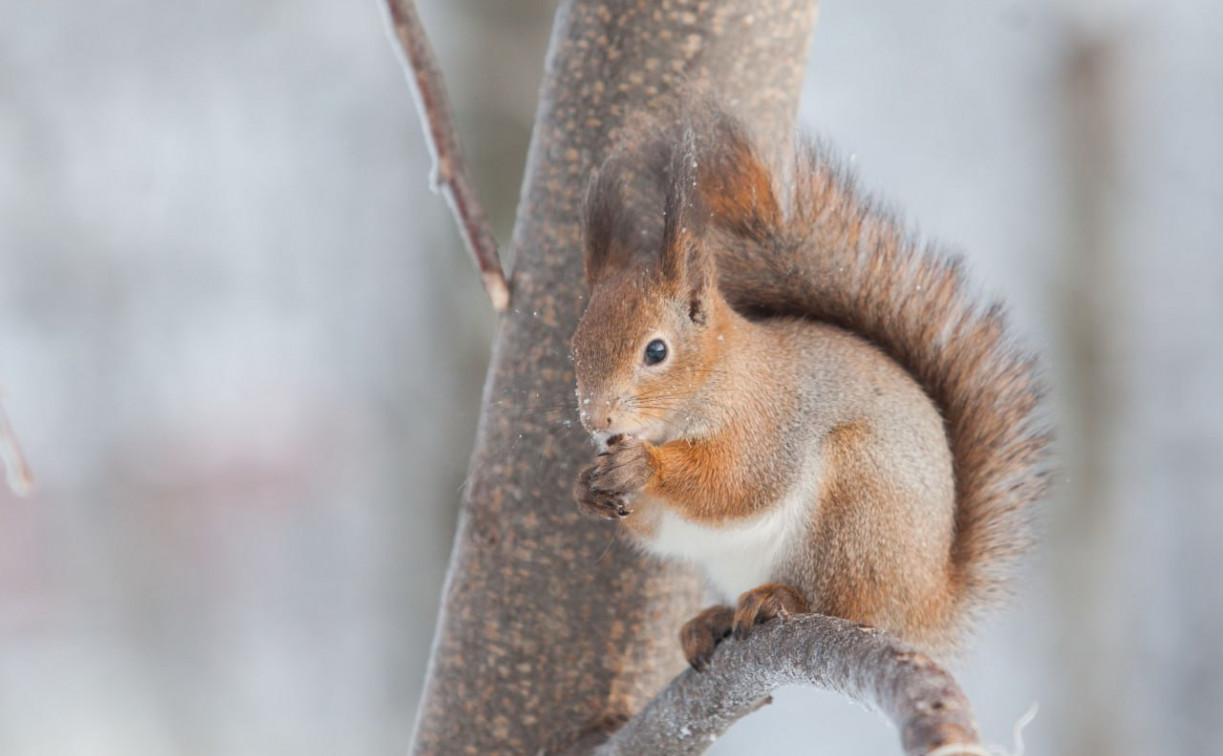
[690,113,1052,621]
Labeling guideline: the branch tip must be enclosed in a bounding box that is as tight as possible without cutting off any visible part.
[0,392,35,498]
[484,271,511,312]
[383,0,508,313]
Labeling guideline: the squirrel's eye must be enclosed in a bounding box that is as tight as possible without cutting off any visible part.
[644,339,668,366]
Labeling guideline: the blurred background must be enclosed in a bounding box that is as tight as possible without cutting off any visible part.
[1,1,1220,754]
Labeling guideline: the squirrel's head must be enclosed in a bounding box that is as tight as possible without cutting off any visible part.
[571,132,729,445]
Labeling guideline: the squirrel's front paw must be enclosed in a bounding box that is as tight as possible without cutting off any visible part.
[574,436,655,520]
[575,465,630,520]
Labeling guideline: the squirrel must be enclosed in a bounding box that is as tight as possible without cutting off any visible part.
[570,108,1050,670]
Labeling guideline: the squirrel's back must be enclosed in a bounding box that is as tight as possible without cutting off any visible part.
[685,112,1052,634]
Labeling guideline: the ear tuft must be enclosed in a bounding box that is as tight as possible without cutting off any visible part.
[657,126,717,324]
[659,128,713,293]
[582,159,638,285]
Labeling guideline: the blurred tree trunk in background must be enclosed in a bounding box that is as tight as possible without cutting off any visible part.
[1056,31,1124,756]
[1049,4,1223,754]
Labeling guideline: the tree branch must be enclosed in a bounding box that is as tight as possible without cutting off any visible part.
[596,614,983,756]
[0,389,35,497]
[383,0,510,312]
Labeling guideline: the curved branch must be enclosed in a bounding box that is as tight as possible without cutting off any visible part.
[595,614,983,756]
[383,0,510,312]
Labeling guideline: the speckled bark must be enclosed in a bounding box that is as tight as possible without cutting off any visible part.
[408,2,819,754]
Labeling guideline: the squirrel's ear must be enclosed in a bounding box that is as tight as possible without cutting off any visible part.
[697,112,781,237]
[582,161,637,286]
[659,129,714,325]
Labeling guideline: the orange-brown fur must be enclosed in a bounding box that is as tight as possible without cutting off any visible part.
[808,419,957,651]
[571,109,1050,666]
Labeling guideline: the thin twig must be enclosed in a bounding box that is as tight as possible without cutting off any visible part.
[383,0,510,312]
[0,389,35,497]
[594,613,982,756]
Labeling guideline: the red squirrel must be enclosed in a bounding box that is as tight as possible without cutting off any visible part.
[571,110,1050,669]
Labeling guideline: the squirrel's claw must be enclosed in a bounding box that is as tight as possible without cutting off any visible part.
[574,437,655,521]
[731,583,810,641]
[679,587,809,672]
[574,464,631,520]
[596,436,655,491]
[680,605,735,672]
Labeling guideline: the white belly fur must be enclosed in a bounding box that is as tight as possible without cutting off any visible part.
[641,460,821,600]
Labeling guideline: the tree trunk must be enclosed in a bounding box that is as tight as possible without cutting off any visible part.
[408,2,819,753]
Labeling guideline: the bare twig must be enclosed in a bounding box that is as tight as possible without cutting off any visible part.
[0,390,35,497]
[383,0,510,312]
[594,614,982,756]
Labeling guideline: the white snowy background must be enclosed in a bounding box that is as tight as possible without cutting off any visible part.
[1,1,1220,754]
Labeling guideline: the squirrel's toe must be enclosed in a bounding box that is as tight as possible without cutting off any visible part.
[680,605,735,672]
[731,583,810,641]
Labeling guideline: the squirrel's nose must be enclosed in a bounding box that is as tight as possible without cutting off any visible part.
[588,413,613,431]
[577,395,616,432]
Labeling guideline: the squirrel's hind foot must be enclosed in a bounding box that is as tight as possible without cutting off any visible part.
[680,605,735,672]
[680,584,810,672]
[731,583,810,641]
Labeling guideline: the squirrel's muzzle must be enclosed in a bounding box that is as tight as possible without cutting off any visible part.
[576,390,625,437]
